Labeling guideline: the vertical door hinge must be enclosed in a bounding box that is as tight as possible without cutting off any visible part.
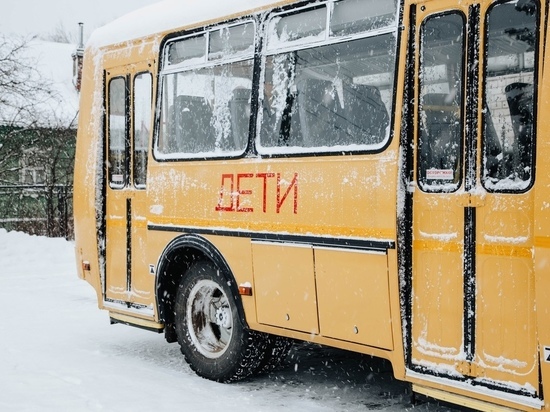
[457,192,486,207]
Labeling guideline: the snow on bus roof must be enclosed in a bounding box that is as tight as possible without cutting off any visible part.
[88,0,285,48]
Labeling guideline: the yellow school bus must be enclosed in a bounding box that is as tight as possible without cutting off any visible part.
[73,0,550,409]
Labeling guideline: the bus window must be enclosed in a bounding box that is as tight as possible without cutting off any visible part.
[133,72,152,188]
[156,22,255,159]
[482,0,538,191]
[167,34,206,66]
[330,0,397,36]
[209,22,255,60]
[260,1,397,154]
[267,6,327,49]
[417,12,465,192]
[108,77,128,188]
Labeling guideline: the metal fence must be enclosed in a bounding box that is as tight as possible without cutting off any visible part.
[0,185,73,239]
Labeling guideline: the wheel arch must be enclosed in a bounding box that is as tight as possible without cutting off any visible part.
[155,233,247,338]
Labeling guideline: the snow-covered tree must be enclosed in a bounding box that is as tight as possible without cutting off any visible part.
[0,35,58,128]
[0,35,77,237]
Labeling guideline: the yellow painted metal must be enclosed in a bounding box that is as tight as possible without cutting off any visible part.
[252,242,319,333]
[315,248,393,349]
[130,193,154,305]
[413,384,524,412]
[146,154,397,240]
[410,190,466,374]
[475,192,538,390]
[109,312,164,331]
[104,186,128,301]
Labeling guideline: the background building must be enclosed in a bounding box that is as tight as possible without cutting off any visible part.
[0,37,79,238]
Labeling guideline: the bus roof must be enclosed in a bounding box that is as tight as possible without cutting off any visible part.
[88,0,288,49]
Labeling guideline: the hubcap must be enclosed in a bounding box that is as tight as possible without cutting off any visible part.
[186,279,233,359]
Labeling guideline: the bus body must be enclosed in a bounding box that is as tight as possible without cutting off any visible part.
[73,0,550,410]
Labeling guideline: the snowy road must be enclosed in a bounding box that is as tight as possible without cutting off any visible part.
[0,230,458,411]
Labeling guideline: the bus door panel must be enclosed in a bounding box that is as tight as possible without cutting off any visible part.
[105,73,131,302]
[129,193,150,305]
[105,66,154,307]
[410,1,539,396]
[104,192,128,301]
[475,193,537,388]
[129,70,154,306]
[410,6,467,377]
[410,194,465,373]
[473,0,539,391]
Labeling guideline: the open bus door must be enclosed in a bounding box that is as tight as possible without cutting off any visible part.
[104,64,154,308]
[407,0,539,402]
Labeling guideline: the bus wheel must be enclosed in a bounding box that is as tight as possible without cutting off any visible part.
[174,260,266,382]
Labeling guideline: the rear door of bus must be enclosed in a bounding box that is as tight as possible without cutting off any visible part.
[105,64,154,307]
[408,0,539,398]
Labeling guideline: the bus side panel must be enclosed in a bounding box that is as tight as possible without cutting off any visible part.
[253,242,319,333]
[73,47,104,305]
[147,154,398,241]
[147,147,399,345]
[315,248,393,349]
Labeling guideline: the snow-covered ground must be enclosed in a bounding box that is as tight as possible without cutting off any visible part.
[0,229,457,411]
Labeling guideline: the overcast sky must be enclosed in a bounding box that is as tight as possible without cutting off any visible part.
[2,0,163,40]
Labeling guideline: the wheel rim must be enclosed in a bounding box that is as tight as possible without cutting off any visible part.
[186,279,233,359]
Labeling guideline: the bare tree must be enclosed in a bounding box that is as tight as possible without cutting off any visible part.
[28,125,76,237]
[0,35,56,129]
[42,21,77,44]
[0,35,77,237]
[0,35,76,178]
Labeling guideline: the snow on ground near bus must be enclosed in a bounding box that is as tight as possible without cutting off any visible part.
[0,229,459,412]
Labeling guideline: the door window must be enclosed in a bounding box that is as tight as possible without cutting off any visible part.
[108,77,129,189]
[134,72,152,188]
[482,0,538,192]
[417,12,465,192]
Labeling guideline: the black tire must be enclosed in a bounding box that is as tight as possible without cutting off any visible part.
[255,335,293,374]
[174,260,267,382]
